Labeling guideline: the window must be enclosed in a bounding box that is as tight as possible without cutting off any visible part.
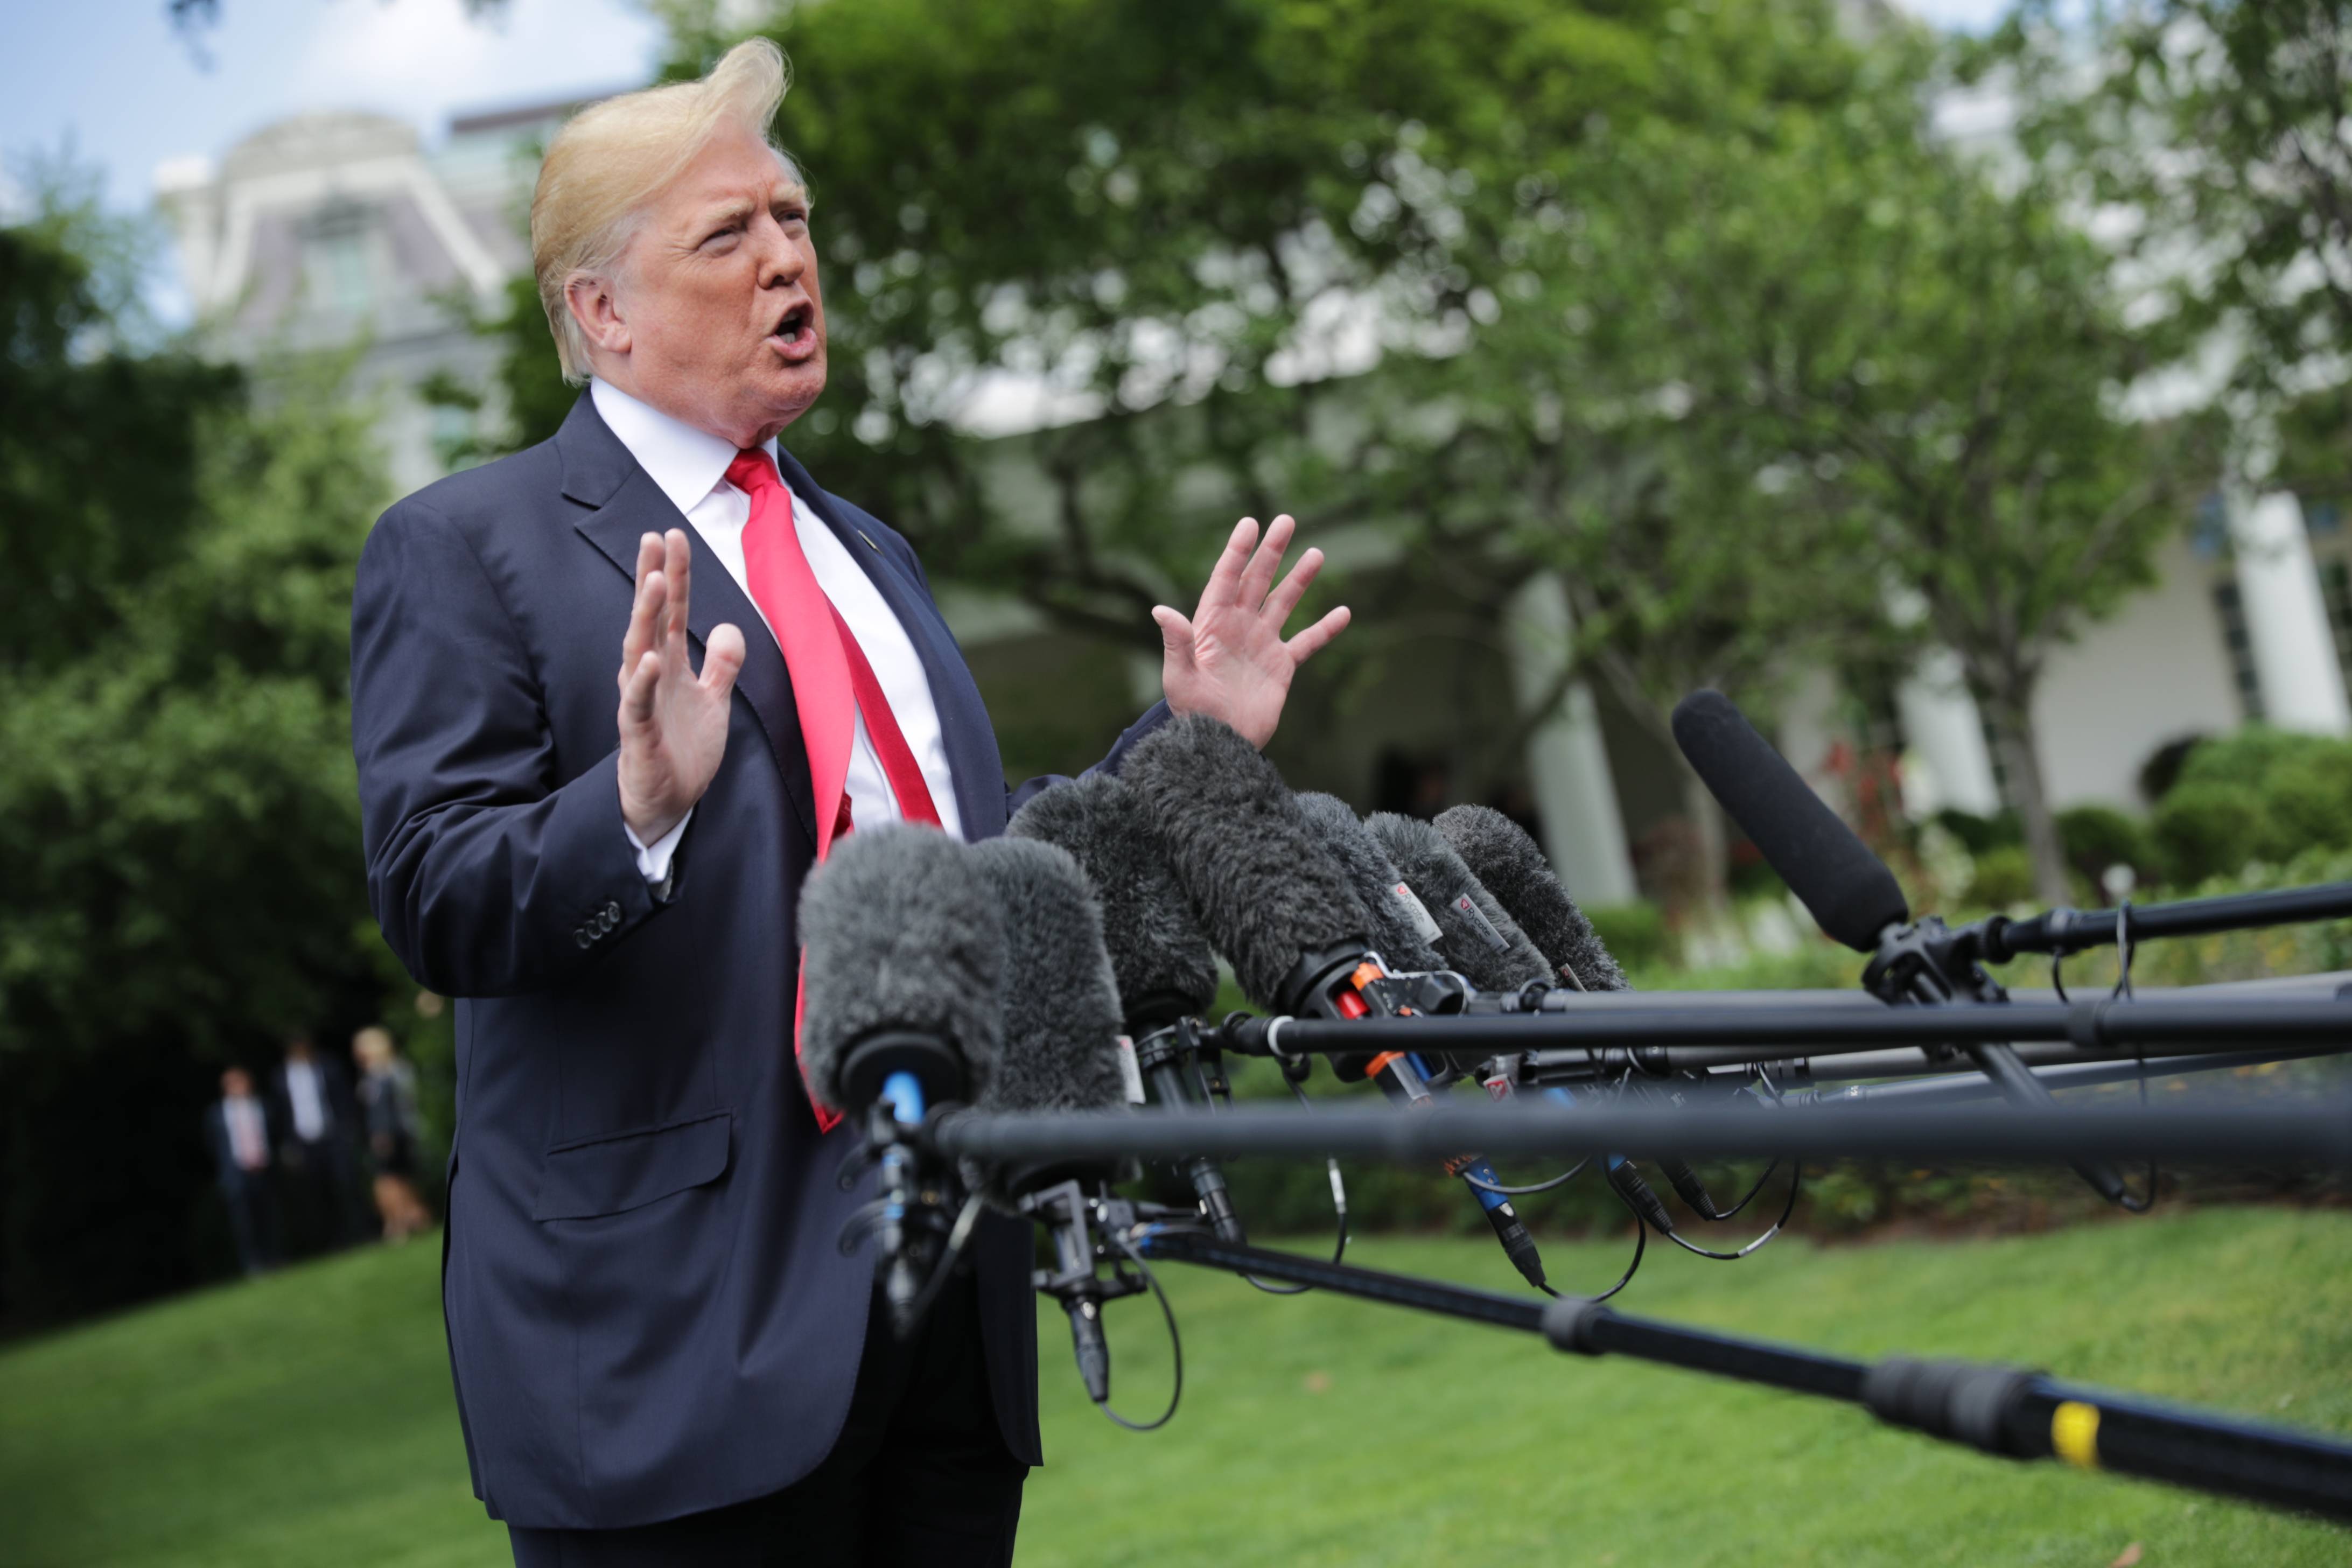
[2211,578,2265,721]
[302,202,379,319]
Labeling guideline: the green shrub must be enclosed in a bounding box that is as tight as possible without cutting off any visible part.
[1931,807,2020,856]
[1585,902,1669,972]
[2054,802,2154,891]
[2176,724,2346,794]
[2152,779,2271,883]
[2262,750,2352,860]
[1964,843,2036,908]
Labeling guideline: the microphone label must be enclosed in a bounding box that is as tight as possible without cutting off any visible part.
[1453,894,1510,953]
[1390,882,1445,945]
[1114,1036,1147,1105]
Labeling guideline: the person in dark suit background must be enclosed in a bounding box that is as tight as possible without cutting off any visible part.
[348,39,1348,1568]
[204,1066,279,1276]
[267,1032,368,1254]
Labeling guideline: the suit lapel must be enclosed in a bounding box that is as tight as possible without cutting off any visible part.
[559,396,819,849]
[772,445,1008,838]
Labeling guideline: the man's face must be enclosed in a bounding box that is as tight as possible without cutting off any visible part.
[222,1069,252,1098]
[607,127,825,447]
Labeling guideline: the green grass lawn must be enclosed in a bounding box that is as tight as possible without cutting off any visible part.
[4,1209,2349,1565]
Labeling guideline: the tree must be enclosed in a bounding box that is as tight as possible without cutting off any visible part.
[0,181,396,1324]
[1573,46,2216,904]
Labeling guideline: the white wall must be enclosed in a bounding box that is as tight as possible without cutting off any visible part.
[2033,529,2243,808]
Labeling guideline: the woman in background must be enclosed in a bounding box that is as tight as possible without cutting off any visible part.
[352,1026,432,1241]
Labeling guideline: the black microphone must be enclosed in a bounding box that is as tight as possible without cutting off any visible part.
[1669,689,2131,1205]
[1125,716,1552,1291]
[1436,804,1629,992]
[967,836,1131,1405]
[799,826,1006,1332]
[1006,775,1244,1243]
[1430,804,1718,1220]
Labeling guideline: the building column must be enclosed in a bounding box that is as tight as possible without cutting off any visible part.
[1505,574,1639,906]
[2230,490,2351,734]
[1896,647,2003,818]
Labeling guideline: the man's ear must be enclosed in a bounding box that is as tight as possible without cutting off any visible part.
[565,272,632,360]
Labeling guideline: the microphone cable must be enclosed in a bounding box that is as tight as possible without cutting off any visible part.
[1093,1226,1184,1432]
[1225,1018,1352,1294]
[2049,904,2158,1212]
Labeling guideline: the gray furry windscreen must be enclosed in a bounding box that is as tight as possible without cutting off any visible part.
[1293,791,1444,974]
[1367,811,1552,991]
[1124,715,1372,1006]
[1006,773,1219,1030]
[966,837,1128,1117]
[797,825,1006,1109]
[1436,804,1628,990]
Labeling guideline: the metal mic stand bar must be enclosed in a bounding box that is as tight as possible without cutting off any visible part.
[1787,1045,2347,1105]
[930,1098,2352,1169]
[1224,998,2352,1058]
[1132,1230,2352,1523]
[1984,881,2352,960]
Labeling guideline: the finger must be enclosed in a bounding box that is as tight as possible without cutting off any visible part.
[1283,604,1352,664]
[1152,605,1195,669]
[619,649,661,730]
[620,570,669,690]
[1236,513,1295,609]
[663,529,693,645]
[619,537,664,687]
[1262,544,1324,626]
[701,622,747,701]
[1198,518,1259,611]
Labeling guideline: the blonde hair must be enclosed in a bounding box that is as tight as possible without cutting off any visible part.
[531,38,795,386]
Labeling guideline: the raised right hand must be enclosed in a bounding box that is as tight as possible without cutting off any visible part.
[617,528,746,844]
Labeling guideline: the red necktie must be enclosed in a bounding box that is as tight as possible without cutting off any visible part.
[727,449,943,1129]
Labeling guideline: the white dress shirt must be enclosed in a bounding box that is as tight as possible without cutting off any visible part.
[285,1059,328,1142]
[592,379,964,884]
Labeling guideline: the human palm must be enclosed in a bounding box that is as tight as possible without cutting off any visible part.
[1155,514,1351,748]
[617,528,747,843]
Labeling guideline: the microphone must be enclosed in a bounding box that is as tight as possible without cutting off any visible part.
[1366,812,1552,992]
[1124,715,1377,1017]
[1669,689,2131,1205]
[799,826,1005,1332]
[1436,804,1628,992]
[1428,804,1718,1221]
[1006,776,1244,1243]
[1371,810,1702,1233]
[967,835,1131,1404]
[1124,716,1552,1291]
[1669,690,1907,953]
[1294,792,1446,975]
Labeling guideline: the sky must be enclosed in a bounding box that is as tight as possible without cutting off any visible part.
[0,0,2010,320]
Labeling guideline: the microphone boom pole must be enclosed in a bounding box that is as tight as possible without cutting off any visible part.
[1129,1230,2352,1524]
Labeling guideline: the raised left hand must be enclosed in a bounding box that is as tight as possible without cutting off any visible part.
[1153,514,1351,749]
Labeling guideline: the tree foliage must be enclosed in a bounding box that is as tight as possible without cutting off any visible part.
[0,188,396,1325]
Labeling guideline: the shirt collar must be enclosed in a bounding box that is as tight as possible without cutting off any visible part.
[590,378,781,519]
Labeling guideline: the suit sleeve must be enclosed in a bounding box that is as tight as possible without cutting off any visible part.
[351,496,667,998]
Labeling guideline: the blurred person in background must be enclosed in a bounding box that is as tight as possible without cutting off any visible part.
[267,1032,366,1253]
[203,1066,279,1276]
[350,37,1344,1567]
[352,1026,432,1242]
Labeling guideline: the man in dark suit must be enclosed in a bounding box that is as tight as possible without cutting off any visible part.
[267,1032,368,1252]
[349,39,1347,1568]
[204,1066,279,1276]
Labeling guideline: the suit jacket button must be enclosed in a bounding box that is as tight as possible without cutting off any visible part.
[604,900,622,922]
[574,928,592,949]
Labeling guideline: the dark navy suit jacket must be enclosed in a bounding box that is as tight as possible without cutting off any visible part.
[351,393,1167,1530]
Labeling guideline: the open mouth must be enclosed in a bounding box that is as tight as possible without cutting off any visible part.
[768,302,817,359]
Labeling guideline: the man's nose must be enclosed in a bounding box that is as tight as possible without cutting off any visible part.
[755,220,804,289]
